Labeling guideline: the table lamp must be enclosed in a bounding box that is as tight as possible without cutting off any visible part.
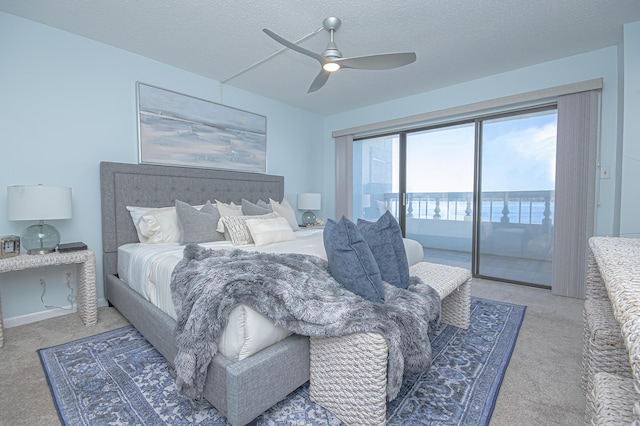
[297,193,321,226]
[7,185,72,254]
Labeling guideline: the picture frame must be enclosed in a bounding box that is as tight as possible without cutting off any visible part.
[136,82,267,173]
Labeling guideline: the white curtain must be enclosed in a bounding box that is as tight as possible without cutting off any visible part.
[552,90,600,298]
[334,134,353,220]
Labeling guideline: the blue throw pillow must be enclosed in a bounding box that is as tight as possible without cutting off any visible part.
[323,216,384,304]
[357,210,410,289]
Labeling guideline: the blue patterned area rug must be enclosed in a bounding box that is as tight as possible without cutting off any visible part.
[39,297,525,425]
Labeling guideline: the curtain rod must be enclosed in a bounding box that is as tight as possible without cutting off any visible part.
[332,78,603,138]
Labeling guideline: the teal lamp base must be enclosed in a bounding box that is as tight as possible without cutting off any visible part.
[301,211,317,226]
[21,221,60,254]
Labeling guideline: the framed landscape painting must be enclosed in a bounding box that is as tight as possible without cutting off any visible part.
[137,82,267,173]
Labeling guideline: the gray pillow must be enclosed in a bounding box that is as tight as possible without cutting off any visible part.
[241,199,272,215]
[358,211,410,289]
[257,199,271,209]
[175,200,224,245]
[323,216,384,304]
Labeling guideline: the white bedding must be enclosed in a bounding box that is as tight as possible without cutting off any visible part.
[117,229,424,361]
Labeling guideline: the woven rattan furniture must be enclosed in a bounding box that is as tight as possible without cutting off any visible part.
[586,251,608,301]
[410,262,472,329]
[587,237,640,424]
[310,261,472,426]
[590,372,636,425]
[582,298,632,423]
[310,332,388,426]
[0,249,97,348]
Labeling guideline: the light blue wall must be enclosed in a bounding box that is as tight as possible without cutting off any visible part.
[322,46,625,239]
[620,21,640,237]
[0,12,323,324]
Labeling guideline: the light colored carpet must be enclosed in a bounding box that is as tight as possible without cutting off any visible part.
[0,307,129,426]
[473,278,586,425]
[0,278,585,425]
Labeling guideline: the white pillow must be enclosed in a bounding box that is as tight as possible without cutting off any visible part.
[219,213,278,246]
[127,205,179,243]
[138,206,180,244]
[269,198,300,231]
[126,206,154,224]
[245,217,296,246]
[127,203,207,244]
[126,206,155,242]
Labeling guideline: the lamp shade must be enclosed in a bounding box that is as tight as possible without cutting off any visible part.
[297,193,321,211]
[8,185,72,254]
[7,185,72,221]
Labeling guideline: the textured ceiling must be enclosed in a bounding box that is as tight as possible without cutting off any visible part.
[2,0,640,115]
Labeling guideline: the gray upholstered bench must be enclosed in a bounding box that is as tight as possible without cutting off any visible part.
[309,261,472,426]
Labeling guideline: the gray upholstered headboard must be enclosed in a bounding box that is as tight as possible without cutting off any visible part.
[100,161,284,280]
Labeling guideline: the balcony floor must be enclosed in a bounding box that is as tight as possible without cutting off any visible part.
[423,248,552,288]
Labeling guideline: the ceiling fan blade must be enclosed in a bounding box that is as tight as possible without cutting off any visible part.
[263,28,326,64]
[336,52,416,70]
[308,70,331,93]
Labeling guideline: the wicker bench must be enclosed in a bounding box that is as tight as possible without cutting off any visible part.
[309,261,472,426]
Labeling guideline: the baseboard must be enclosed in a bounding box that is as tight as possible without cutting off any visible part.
[3,297,109,328]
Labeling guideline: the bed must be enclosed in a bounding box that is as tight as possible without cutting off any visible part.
[100,161,428,425]
[101,161,316,425]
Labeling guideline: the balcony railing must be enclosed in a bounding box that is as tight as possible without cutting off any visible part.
[372,190,554,227]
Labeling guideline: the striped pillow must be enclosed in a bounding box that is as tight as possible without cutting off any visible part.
[219,213,278,245]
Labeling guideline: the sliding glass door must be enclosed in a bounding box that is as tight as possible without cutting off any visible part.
[354,134,400,222]
[405,124,475,268]
[353,106,557,288]
[476,108,557,286]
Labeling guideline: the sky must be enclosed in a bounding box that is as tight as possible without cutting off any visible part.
[394,110,557,193]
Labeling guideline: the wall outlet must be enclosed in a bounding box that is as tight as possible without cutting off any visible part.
[64,270,73,283]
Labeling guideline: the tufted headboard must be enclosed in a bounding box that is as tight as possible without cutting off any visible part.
[99,161,284,280]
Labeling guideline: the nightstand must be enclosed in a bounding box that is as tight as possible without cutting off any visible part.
[0,249,97,348]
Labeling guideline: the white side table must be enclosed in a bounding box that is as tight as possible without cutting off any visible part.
[0,249,97,348]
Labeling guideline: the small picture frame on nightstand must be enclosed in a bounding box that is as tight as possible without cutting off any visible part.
[0,235,20,258]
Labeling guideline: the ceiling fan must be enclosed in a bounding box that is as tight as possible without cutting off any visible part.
[263,17,417,93]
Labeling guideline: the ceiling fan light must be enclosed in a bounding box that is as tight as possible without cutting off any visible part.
[323,62,340,72]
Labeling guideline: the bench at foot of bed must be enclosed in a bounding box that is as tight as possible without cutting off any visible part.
[309,261,472,426]
[410,261,472,330]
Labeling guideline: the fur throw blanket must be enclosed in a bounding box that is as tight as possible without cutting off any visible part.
[170,245,441,401]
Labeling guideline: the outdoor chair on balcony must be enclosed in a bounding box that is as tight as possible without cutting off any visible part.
[481,223,531,255]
